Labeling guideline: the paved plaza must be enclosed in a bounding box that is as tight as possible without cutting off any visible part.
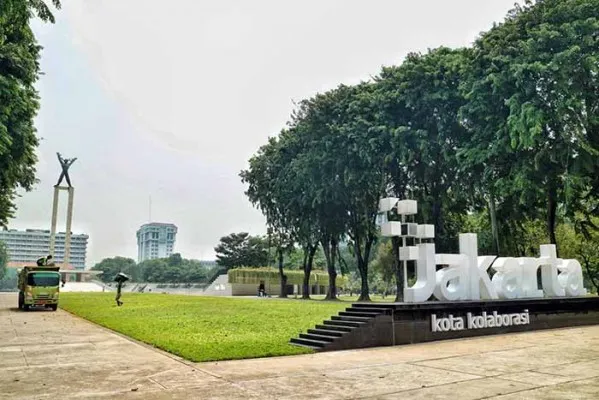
[1,293,598,399]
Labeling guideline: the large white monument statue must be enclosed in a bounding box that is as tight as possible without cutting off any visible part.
[50,152,77,267]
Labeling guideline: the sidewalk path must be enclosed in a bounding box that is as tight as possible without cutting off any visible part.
[1,293,598,399]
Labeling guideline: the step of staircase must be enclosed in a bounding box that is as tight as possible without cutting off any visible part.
[299,333,336,342]
[339,311,381,318]
[307,328,345,337]
[324,319,365,328]
[290,337,328,349]
[352,303,396,309]
[331,315,372,323]
[346,307,391,314]
[315,324,353,333]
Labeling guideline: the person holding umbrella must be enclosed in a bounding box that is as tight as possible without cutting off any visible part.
[114,272,130,306]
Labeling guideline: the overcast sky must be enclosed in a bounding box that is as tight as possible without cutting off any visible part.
[11,0,518,266]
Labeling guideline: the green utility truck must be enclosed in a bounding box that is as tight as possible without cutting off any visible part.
[17,266,61,311]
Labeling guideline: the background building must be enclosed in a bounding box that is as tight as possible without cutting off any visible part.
[136,222,177,262]
[0,229,89,269]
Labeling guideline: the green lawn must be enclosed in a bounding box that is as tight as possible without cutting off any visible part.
[59,293,348,362]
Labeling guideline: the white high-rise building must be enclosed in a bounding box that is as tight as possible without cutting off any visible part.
[136,223,177,262]
[0,228,88,269]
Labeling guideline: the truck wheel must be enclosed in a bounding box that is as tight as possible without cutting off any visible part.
[18,293,23,309]
[23,304,30,311]
[50,304,58,311]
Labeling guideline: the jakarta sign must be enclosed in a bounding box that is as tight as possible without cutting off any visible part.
[378,198,588,303]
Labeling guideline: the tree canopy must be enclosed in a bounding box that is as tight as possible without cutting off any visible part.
[214,232,269,270]
[91,254,213,284]
[241,0,599,300]
[0,0,61,227]
[91,257,136,283]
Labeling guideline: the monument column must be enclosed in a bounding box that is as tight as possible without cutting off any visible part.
[49,186,60,256]
[64,187,75,266]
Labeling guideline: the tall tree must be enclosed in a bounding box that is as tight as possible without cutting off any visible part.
[214,232,268,270]
[287,84,387,301]
[377,47,472,252]
[275,131,323,299]
[91,257,136,283]
[0,0,61,227]
[139,259,169,282]
[286,88,360,300]
[241,135,296,297]
[374,47,472,299]
[460,0,599,255]
[336,83,389,302]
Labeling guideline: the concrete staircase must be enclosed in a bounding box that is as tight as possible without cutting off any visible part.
[201,274,232,296]
[290,303,393,350]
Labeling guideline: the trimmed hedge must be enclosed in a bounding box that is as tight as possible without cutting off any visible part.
[228,267,348,287]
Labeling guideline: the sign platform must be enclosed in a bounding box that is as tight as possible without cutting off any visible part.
[384,296,599,345]
[291,297,599,351]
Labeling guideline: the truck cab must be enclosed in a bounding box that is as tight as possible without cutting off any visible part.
[18,266,61,311]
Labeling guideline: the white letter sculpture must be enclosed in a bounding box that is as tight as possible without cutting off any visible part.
[434,254,469,301]
[492,258,523,299]
[559,259,587,296]
[377,198,588,303]
[404,244,436,302]
[539,245,565,297]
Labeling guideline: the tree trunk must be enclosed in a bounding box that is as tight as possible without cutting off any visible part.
[355,235,372,302]
[337,246,349,275]
[432,200,445,252]
[322,237,338,300]
[392,236,404,302]
[301,246,309,299]
[302,245,317,299]
[358,266,370,302]
[547,185,558,255]
[488,191,501,256]
[277,247,287,298]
